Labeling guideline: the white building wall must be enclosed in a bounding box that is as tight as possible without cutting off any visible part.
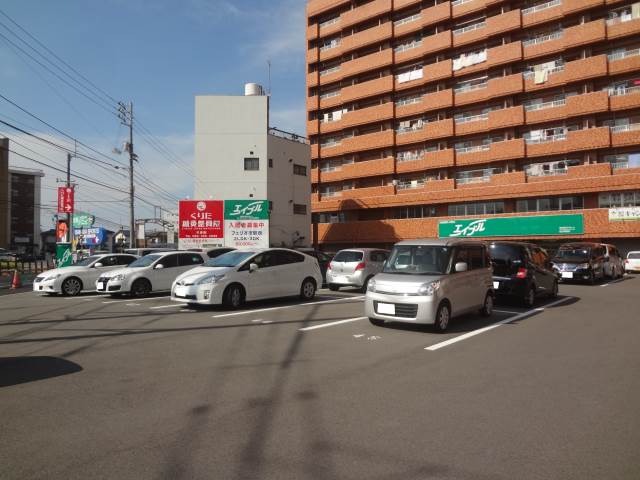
[194,95,269,200]
[267,135,311,247]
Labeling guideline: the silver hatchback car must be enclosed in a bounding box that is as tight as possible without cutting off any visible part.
[327,248,389,292]
[365,239,494,331]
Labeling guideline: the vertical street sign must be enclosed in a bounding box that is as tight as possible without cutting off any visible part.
[224,200,270,248]
[57,186,74,214]
[178,200,225,249]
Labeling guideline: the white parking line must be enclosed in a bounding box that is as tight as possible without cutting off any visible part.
[149,304,182,310]
[299,317,368,331]
[211,296,364,319]
[64,294,105,300]
[126,303,141,306]
[425,297,573,352]
[493,309,521,314]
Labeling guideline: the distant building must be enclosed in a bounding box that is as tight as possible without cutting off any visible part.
[194,84,311,248]
[1,137,44,254]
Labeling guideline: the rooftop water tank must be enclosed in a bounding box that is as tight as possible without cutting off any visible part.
[244,83,264,96]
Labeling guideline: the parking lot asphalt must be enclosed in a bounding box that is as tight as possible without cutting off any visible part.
[1,278,639,480]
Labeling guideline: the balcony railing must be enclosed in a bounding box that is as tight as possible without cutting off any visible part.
[456,175,492,184]
[455,144,490,154]
[610,123,640,133]
[319,90,340,100]
[454,82,488,93]
[523,64,565,79]
[319,41,341,52]
[320,66,341,77]
[320,190,342,198]
[320,139,342,148]
[526,167,569,177]
[522,0,561,16]
[606,15,636,26]
[524,98,566,111]
[609,161,629,169]
[607,48,640,61]
[452,0,474,6]
[453,21,486,36]
[268,128,309,144]
[396,124,425,134]
[608,86,640,96]
[522,31,563,47]
[394,13,421,27]
[395,95,423,106]
[397,180,426,190]
[524,133,567,144]
[397,151,426,162]
[455,112,489,124]
[395,40,423,53]
[320,17,340,29]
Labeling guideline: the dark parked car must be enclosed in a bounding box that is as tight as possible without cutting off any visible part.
[296,248,333,285]
[551,242,606,284]
[489,241,558,307]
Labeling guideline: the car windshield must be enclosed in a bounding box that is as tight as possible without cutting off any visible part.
[73,256,101,267]
[554,247,590,261]
[205,251,256,267]
[383,245,450,275]
[333,251,364,263]
[128,254,162,268]
[628,252,640,259]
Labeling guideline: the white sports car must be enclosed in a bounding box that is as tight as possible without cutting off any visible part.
[33,254,139,296]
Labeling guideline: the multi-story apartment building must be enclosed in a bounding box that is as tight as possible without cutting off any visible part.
[306,0,640,252]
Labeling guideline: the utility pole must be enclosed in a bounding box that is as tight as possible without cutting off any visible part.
[66,153,73,247]
[118,101,136,248]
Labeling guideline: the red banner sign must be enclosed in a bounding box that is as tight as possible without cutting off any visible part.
[178,200,224,248]
[57,186,74,213]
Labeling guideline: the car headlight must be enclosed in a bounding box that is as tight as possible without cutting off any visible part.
[577,263,590,269]
[418,281,440,296]
[111,273,127,281]
[45,273,62,281]
[196,274,225,285]
[367,279,376,292]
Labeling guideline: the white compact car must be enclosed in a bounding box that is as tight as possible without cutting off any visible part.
[33,254,139,296]
[625,251,640,273]
[96,251,207,297]
[171,248,323,308]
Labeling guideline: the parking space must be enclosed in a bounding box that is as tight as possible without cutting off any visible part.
[2,276,639,479]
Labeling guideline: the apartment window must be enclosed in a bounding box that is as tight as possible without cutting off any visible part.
[599,191,640,208]
[314,212,346,223]
[293,204,307,215]
[516,196,583,212]
[293,164,307,176]
[244,157,259,171]
[602,152,640,169]
[392,206,437,219]
[268,158,273,168]
[448,201,505,216]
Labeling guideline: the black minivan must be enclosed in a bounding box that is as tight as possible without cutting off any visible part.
[551,242,606,284]
[489,241,559,307]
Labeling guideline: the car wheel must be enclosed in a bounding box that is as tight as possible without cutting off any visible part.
[433,302,451,332]
[300,278,316,300]
[328,284,340,291]
[223,284,244,309]
[369,318,384,327]
[523,286,536,308]
[131,278,151,298]
[61,277,82,296]
[480,292,493,317]
[550,280,559,299]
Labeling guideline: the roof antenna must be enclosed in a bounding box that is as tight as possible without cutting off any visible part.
[267,59,272,96]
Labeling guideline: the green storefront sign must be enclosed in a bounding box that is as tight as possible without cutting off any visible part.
[73,213,95,228]
[438,214,584,238]
[55,243,73,268]
[224,200,269,220]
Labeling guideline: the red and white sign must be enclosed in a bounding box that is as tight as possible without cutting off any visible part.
[57,187,74,213]
[178,200,224,249]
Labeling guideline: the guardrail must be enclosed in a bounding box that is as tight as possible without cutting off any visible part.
[0,259,55,276]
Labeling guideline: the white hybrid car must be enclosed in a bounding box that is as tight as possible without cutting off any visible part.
[33,254,139,296]
[171,248,323,308]
[96,251,208,297]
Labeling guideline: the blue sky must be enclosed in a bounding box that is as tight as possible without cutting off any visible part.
[0,0,307,229]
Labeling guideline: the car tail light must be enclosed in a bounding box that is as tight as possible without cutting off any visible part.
[516,268,527,279]
[625,259,629,264]
[328,262,333,271]
[355,262,366,271]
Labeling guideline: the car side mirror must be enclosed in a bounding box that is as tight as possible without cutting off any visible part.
[249,263,259,273]
[455,262,468,273]
[154,264,164,269]
[94,262,103,268]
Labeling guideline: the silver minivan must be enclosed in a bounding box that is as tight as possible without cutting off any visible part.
[365,239,494,331]
[327,248,389,292]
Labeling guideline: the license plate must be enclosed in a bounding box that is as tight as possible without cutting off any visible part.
[377,303,395,315]
[96,283,105,291]
[493,281,500,290]
[561,272,573,279]
[174,286,187,297]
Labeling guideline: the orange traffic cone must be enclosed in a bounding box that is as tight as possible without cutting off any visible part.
[11,269,22,289]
